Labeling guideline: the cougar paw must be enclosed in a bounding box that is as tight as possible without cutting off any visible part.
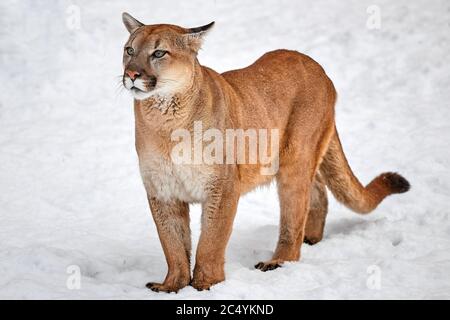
[255,260,282,272]
[303,236,322,245]
[146,281,185,293]
[191,268,224,291]
[190,279,214,291]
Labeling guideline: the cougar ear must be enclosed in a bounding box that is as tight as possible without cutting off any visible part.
[183,21,215,53]
[122,12,144,33]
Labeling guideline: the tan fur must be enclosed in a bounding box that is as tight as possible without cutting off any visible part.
[121,14,410,292]
[304,173,328,245]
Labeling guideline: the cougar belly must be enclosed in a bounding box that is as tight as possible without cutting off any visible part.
[139,154,212,203]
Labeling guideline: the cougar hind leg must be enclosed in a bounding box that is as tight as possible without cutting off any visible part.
[304,172,328,245]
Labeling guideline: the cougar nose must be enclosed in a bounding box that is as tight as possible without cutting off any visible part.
[126,70,140,81]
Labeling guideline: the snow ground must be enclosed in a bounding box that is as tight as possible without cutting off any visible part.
[0,0,449,299]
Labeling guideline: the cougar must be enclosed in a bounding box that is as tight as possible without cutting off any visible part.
[121,12,410,292]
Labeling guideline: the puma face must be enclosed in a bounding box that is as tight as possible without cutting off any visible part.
[121,13,214,100]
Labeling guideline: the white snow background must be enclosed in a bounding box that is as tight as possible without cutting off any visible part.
[0,0,449,299]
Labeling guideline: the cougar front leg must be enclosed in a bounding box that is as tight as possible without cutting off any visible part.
[146,196,191,293]
[191,184,240,291]
[256,162,313,271]
[304,172,328,245]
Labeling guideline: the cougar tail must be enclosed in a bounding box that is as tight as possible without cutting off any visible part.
[319,127,410,214]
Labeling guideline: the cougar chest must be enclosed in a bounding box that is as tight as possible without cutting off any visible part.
[139,153,212,203]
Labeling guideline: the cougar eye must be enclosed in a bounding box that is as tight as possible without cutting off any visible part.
[152,50,167,58]
[125,47,134,56]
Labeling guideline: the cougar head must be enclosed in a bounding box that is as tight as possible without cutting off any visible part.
[121,12,214,100]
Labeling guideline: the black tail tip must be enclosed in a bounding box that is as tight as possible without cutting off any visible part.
[381,172,410,194]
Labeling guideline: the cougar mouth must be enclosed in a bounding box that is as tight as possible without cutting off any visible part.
[129,86,154,100]
[131,87,146,93]
[123,76,158,100]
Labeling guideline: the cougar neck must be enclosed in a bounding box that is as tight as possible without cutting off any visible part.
[138,60,204,116]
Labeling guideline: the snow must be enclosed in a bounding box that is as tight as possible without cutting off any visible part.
[1,0,449,299]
